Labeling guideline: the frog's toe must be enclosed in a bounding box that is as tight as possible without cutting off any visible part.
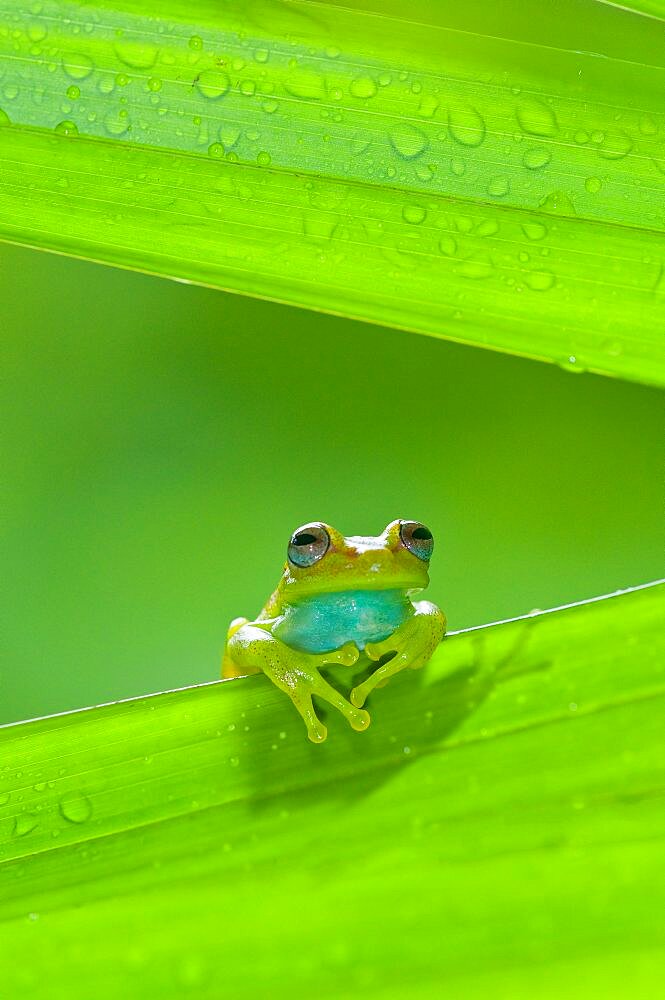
[319,642,359,668]
[350,684,369,709]
[365,637,397,663]
[307,720,328,743]
[340,642,360,666]
[301,702,328,743]
[348,707,371,732]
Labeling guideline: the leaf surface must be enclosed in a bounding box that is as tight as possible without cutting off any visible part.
[0,0,664,383]
[1,581,664,997]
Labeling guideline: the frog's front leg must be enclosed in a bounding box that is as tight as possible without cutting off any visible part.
[227,624,370,743]
[350,601,446,708]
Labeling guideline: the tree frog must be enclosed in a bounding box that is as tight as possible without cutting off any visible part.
[222,519,446,743]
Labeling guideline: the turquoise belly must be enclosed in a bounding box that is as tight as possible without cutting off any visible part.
[273,589,411,654]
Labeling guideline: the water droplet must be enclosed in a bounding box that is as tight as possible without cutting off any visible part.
[302,211,338,240]
[402,204,426,225]
[147,77,162,92]
[55,119,78,136]
[539,190,576,216]
[0,109,10,126]
[561,355,584,373]
[98,75,115,95]
[417,95,438,118]
[208,142,224,158]
[438,235,457,255]
[378,72,392,87]
[522,221,547,241]
[262,98,279,113]
[239,79,255,97]
[602,338,622,357]
[284,69,324,100]
[28,24,48,42]
[516,99,557,137]
[33,782,47,792]
[218,125,240,149]
[63,53,94,80]
[638,115,657,137]
[257,150,271,166]
[574,130,590,144]
[66,85,80,100]
[254,48,269,63]
[350,76,377,99]
[451,157,465,176]
[455,255,493,279]
[114,39,157,70]
[389,124,427,159]
[59,791,92,824]
[598,130,632,160]
[188,35,203,51]
[477,219,499,237]
[0,791,9,805]
[523,147,551,170]
[196,69,230,99]
[488,176,509,197]
[13,812,39,837]
[585,176,602,194]
[448,105,485,147]
[3,84,19,101]
[525,270,555,291]
[104,111,129,136]
[229,756,240,767]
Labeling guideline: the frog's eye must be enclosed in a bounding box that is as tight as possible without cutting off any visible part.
[287,523,330,568]
[400,521,434,561]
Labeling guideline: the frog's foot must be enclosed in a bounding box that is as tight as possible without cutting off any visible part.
[287,648,370,743]
[350,601,445,708]
[227,625,368,743]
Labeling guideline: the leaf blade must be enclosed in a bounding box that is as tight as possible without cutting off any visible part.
[0,0,664,383]
[1,582,664,997]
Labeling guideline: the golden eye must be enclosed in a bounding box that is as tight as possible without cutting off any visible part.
[287,523,330,568]
[399,520,434,561]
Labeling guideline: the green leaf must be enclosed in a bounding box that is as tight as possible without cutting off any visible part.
[0,1,664,384]
[1,581,664,997]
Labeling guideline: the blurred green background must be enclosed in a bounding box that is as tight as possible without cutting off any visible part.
[1,241,663,725]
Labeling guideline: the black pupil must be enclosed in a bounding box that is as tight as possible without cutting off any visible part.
[412,526,432,541]
[295,532,317,546]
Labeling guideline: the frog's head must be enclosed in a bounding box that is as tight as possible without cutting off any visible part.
[281,519,434,602]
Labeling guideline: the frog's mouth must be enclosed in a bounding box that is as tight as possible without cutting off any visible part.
[286,579,425,604]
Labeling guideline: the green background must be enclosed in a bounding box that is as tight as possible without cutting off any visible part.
[1,240,663,725]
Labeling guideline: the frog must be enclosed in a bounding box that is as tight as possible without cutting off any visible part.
[221,519,446,743]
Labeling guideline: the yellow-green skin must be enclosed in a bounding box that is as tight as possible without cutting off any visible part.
[222,520,446,743]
